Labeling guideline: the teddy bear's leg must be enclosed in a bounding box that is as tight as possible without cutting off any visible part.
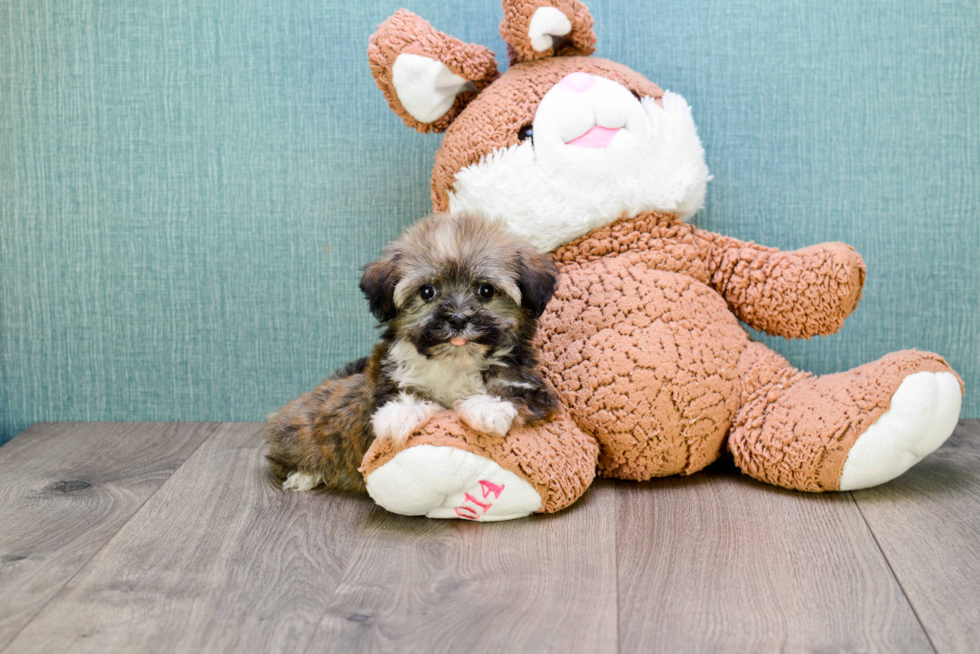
[729,342,962,492]
[360,411,599,521]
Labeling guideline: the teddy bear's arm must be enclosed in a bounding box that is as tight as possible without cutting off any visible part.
[693,230,867,339]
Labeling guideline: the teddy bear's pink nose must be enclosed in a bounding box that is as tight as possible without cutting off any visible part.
[557,72,596,93]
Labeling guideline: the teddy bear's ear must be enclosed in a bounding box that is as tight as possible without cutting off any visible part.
[368,9,499,134]
[499,0,597,65]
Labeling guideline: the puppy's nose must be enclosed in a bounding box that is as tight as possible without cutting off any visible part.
[447,314,469,330]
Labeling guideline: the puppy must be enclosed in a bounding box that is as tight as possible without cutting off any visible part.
[265,212,560,493]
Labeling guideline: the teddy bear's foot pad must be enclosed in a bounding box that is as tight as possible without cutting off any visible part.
[840,371,962,491]
[365,445,542,521]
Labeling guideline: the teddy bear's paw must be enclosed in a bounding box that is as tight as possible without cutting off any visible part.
[371,392,442,445]
[365,445,542,521]
[839,371,962,491]
[454,394,518,436]
[282,471,322,492]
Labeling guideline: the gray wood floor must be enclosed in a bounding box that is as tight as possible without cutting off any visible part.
[0,421,977,654]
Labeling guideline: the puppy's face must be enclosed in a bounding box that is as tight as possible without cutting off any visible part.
[360,213,557,360]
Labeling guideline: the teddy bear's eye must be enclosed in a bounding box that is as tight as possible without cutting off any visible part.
[419,284,436,301]
[518,124,534,142]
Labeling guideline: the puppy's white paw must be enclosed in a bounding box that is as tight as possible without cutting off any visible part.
[456,394,518,437]
[371,392,442,446]
[282,471,321,492]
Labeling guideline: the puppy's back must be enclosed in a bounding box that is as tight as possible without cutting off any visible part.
[264,370,376,493]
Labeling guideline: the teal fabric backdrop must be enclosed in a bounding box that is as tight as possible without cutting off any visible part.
[1,0,978,445]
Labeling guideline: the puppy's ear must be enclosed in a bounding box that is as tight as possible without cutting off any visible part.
[516,250,558,318]
[360,255,400,323]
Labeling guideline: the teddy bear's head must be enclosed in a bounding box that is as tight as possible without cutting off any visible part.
[369,0,711,252]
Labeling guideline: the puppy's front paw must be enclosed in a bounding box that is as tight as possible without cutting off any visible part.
[371,393,441,446]
[455,394,518,437]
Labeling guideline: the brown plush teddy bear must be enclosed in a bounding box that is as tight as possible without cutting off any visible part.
[358,0,963,521]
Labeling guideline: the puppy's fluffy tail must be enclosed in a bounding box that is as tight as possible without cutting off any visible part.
[264,399,311,485]
[330,356,368,379]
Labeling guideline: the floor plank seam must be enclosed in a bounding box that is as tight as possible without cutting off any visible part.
[612,481,622,654]
[297,506,378,654]
[0,422,223,654]
[849,491,940,654]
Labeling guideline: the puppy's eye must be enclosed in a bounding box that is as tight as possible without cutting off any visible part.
[518,124,533,142]
[478,283,495,300]
[419,285,436,301]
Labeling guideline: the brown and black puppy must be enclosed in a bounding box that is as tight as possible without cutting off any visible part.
[265,212,559,493]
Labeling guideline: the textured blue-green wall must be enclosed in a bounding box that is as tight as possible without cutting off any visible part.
[1,0,978,444]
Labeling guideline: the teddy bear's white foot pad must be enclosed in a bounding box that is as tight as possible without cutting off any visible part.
[839,371,961,491]
[365,445,542,521]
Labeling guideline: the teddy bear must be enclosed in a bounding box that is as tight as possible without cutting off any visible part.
[356,0,963,521]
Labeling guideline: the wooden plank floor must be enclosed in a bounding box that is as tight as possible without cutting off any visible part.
[1,421,977,654]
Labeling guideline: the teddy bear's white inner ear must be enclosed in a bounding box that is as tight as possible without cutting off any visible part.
[527,7,572,52]
[391,53,477,124]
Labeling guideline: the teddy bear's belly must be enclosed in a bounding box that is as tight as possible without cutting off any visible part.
[538,260,748,480]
